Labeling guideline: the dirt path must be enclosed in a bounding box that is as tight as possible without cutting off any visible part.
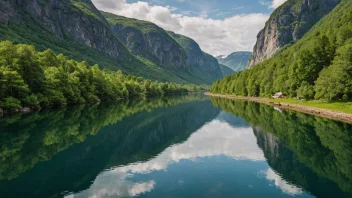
[205,92,352,124]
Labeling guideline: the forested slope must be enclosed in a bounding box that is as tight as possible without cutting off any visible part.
[0,41,202,112]
[247,0,341,68]
[0,0,223,85]
[211,0,352,101]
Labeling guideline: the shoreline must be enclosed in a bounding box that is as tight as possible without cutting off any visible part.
[205,92,352,124]
[0,92,204,117]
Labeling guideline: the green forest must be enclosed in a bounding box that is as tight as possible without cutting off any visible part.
[0,41,203,112]
[211,0,352,101]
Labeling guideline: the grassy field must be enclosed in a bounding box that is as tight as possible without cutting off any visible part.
[271,98,352,114]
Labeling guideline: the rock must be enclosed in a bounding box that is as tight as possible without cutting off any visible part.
[1,0,128,61]
[35,106,42,111]
[247,0,341,68]
[168,32,223,81]
[105,14,188,69]
[103,13,223,83]
[22,107,31,113]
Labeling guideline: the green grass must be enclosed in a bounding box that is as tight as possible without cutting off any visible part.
[271,98,352,114]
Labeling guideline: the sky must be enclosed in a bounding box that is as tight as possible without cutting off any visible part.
[92,0,288,56]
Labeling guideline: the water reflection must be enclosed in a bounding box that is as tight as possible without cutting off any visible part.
[0,95,351,197]
[0,95,219,197]
[212,97,352,197]
[69,112,309,198]
[0,94,206,181]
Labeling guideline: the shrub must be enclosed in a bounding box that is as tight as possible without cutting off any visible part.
[0,97,22,110]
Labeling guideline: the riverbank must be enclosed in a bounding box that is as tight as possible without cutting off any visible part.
[205,92,352,124]
[0,92,206,117]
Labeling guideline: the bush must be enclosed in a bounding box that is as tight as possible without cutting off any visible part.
[0,97,22,110]
[21,94,39,107]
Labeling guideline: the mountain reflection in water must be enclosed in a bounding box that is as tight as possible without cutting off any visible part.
[0,95,351,198]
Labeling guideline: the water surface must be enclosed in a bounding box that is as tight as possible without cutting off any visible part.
[0,95,351,197]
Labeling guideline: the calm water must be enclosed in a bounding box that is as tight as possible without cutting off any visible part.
[0,94,351,198]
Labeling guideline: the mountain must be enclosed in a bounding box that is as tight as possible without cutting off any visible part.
[168,31,223,83]
[247,0,341,68]
[217,52,252,72]
[102,13,188,70]
[0,0,128,64]
[219,64,235,76]
[103,12,223,84]
[211,0,352,101]
[0,0,222,85]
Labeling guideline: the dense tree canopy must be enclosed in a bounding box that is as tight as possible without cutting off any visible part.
[0,41,203,111]
[211,0,352,101]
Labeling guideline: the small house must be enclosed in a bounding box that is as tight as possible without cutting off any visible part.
[272,92,285,99]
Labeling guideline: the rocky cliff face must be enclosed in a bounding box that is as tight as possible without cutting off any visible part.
[102,12,223,81]
[253,126,281,158]
[0,1,224,84]
[103,13,188,69]
[168,31,223,81]
[217,51,251,72]
[0,0,128,60]
[247,0,341,68]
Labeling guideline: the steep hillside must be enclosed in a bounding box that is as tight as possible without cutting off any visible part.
[219,64,235,77]
[0,0,221,84]
[102,13,188,70]
[0,0,128,60]
[217,52,251,72]
[102,12,223,84]
[247,0,341,68]
[0,0,173,82]
[168,31,223,83]
[0,0,127,62]
[211,0,351,101]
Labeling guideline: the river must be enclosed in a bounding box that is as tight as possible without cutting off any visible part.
[0,94,351,197]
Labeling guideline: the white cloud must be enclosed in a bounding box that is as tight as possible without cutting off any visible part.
[92,0,269,56]
[67,119,266,197]
[68,179,156,198]
[259,0,288,9]
[270,0,288,9]
[265,169,303,195]
[67,118,301,197]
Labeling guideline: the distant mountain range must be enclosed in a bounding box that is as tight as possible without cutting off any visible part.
[217,52,252,74]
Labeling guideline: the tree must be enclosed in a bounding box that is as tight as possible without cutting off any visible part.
[315,44,352,101]
[0,67,29,98]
